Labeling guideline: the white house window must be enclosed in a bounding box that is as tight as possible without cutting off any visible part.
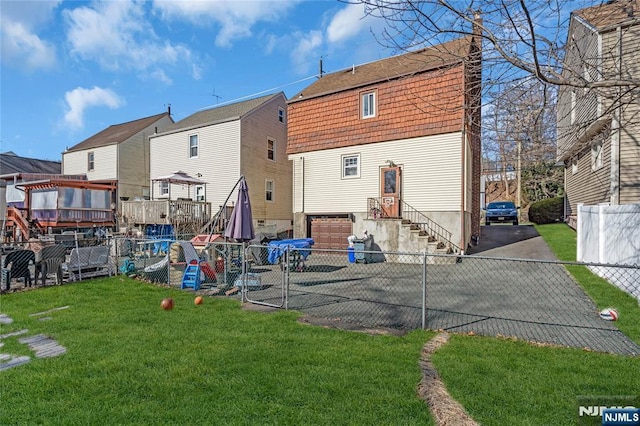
[342,154,360,178]
[361,91,376,118]
[267,138,276,161]
[591,142,603,171]
[189,134,199,158]
[195,185,205,202]
[160,181,169,196]
[87,152,95,171]
[278,107,286,124]
[265,179,274,202]
[571,158,578,175]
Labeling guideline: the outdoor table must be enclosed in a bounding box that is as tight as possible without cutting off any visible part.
[267,238,314,271]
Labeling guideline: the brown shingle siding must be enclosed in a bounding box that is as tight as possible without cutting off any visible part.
[287,66,465,154]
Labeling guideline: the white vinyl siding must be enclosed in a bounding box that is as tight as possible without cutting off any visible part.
[290,132,462,212]
[63,145,118,179]
[150,120,241,206]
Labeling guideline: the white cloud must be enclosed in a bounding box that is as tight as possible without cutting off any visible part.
[290,31,324,74]
[152,0,299,47]
[0,1,60,71]
[63,1,195,83]
[63,86,124,129]
[326,3,377,44]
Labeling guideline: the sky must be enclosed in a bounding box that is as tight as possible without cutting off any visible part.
[0,0,395,161]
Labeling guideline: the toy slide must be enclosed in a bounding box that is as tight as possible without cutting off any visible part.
[144,242,216,281]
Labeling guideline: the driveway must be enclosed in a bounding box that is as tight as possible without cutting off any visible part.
[467,225,558,260]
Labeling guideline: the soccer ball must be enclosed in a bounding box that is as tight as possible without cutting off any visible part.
[161,298,174,310]
[599,308,619,321]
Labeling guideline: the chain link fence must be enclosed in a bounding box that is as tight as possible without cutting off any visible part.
[2,237,638,356]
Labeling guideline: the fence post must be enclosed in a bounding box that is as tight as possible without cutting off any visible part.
[284,248,289,310]
[422,252,427,329]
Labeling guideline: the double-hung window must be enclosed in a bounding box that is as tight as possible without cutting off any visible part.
[265,179,274,202]
[189,134,199,158]
[591,142,603,171]
[267,138,275,161]
[342,154,360,178]
[160,181,169,196]
[361,91,376,119]
[87,152,95,171]
[278,107,286,124]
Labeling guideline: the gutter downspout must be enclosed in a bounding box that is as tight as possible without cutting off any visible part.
[610,26,622,205]
[460,118,466,255]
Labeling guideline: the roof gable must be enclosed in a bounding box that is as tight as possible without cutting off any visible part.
[289,37,473,102]
[66,112,172,153]
[574,0,639,31]
[162,92,284,134]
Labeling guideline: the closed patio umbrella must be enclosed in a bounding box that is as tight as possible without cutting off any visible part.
[223,176,255,298]
[224,176,255,242]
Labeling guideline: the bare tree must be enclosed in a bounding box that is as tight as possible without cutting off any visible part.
[353,0,639,207]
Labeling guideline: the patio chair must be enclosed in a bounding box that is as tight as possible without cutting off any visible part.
[37,244,67,286]
[2,249,36,290]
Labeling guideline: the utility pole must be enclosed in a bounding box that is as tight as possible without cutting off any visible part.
[517,138,522,222]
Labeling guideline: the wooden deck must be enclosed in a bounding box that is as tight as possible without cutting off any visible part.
[120,199,212,228]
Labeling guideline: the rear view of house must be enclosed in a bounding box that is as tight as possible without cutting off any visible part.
[62,111,174,208]
[139,92,292,237]
[287,34,482,253]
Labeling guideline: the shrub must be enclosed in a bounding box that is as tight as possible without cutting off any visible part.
[528,197,564,224]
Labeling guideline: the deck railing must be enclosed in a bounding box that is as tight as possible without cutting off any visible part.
[121,200,211,226]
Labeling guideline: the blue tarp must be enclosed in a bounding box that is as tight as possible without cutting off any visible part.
[145,224,175,255]
[267,238,314,265]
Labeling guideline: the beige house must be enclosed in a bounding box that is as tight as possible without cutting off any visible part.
[62,111,174,207]
[147,93,292,236]
[287,36,482,254]
[557,0,640,227]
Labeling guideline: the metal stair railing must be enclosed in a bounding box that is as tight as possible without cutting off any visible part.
[400,200,460,254]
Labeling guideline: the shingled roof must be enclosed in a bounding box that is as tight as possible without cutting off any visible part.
[574,0,639,31]
[66,112,171,153]
[161,93,284,134]
[0,151,61,175]
[289,36,474,103]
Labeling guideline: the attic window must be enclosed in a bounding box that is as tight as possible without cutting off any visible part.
[87,152,95,171]
[278,107,286,124]
[361,91,376,119]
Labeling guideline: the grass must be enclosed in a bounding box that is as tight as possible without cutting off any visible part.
[535,223,640,343]
[0,279,436,425]
[431,222,640,425]
[1,224,638,425]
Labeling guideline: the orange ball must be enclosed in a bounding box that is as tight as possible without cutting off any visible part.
[161,298,174,310]
[194,296,203,305]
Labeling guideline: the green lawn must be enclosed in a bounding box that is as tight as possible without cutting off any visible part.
[432,223,640,425]
[0,280,436,425]
[1,223,638,425]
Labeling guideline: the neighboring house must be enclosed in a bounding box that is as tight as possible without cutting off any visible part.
[62,111,174,209]
[143,92,292,236]
[287,35,482,253]
[0,152,63,240]
[557,0,640,228]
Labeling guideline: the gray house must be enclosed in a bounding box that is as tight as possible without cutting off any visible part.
[557,0,640,228]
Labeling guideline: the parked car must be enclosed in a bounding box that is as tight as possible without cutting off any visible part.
[485,201,519,225]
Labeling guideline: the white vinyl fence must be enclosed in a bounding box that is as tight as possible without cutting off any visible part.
[577,203,640,300]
